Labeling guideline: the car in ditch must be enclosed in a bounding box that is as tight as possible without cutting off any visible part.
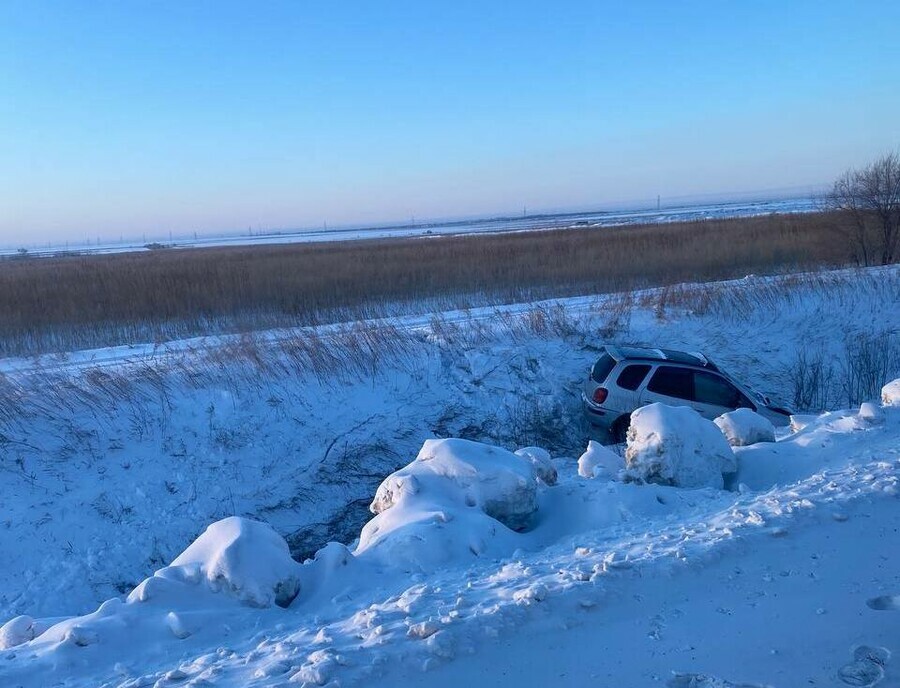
[582,345,792,442]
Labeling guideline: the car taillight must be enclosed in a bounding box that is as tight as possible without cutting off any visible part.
[592,387,608,404]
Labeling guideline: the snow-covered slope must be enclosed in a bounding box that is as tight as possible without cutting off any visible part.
[1,396,899,687]
[0,266,898,687]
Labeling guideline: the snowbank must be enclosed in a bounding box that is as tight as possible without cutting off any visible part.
[624,404,736,489]
[577,441,624,479]
[136,517,303,608]
[713,408,776,447]
[882,378,900,406]
[357,439,539,571]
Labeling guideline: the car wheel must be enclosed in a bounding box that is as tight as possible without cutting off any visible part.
[611,416,630,444]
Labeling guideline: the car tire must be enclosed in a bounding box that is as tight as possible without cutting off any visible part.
[611,416,630,444]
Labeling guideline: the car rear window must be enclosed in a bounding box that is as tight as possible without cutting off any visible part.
[590,354,616,383]
[616,364,651,391]
[646,366,693,400]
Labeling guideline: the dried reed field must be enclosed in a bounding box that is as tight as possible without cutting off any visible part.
[0,211,856,355]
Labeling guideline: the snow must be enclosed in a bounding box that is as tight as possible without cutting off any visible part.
[358,438,539,571]
[714,408,776,446]
[0,265,899,687]
[882,377,900,406]
[3,402,898,687]
[577,440,624,479]
[162,516,303,608]
[624,403,737,488]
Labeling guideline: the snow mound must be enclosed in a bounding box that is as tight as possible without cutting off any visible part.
[370,438,538,530]
[0,616,35,650]
[714,408,776,447]
[357,439,539,571]
[142,517,303,608]
[515,446,558,485]
[882,378,900,406]
[577,440,624,479]
[624,403,736,489]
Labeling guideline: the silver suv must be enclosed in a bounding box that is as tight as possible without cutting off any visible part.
[582,345,791,442]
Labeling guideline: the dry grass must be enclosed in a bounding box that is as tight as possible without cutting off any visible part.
[0,211,857,355]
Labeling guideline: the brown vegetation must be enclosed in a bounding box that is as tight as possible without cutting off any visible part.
[0,211,863,355]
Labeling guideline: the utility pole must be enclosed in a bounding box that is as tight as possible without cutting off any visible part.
[657,195,661,211]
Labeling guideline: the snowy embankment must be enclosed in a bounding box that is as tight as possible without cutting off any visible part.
[0,266,897,686]
[1,389,899,687]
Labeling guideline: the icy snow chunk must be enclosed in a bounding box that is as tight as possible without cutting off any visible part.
[858,402,885,424]
[515,446,558,485]
[577,440,624,479]
[789,414,817,433]
[164,517,303,608]
[624,403,736,489]
[513,583,548,604]
[714,408,776,447]
[370,438,538,531]
[0,615,35,649]
[407,619,440,639]
[882,378,900,406]
[165,611,192,639]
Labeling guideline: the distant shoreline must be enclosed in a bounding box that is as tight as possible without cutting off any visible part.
[0,195,822,259]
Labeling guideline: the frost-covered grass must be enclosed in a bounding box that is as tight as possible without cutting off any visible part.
[0,265,898,636]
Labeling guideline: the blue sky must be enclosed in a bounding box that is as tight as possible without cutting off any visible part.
[1,1,898,242]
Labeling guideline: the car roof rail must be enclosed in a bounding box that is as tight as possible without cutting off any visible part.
[604,345,624,361]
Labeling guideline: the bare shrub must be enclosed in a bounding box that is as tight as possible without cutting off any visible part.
[828,152,900,266]
[839,332,900,406]
[789,333,900,411]
[789,348,837,412]
[502,396,577,455]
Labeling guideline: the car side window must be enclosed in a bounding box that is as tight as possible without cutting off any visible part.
[616,364,651,391]
[693,370,747,407]
[646,366,693,400]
